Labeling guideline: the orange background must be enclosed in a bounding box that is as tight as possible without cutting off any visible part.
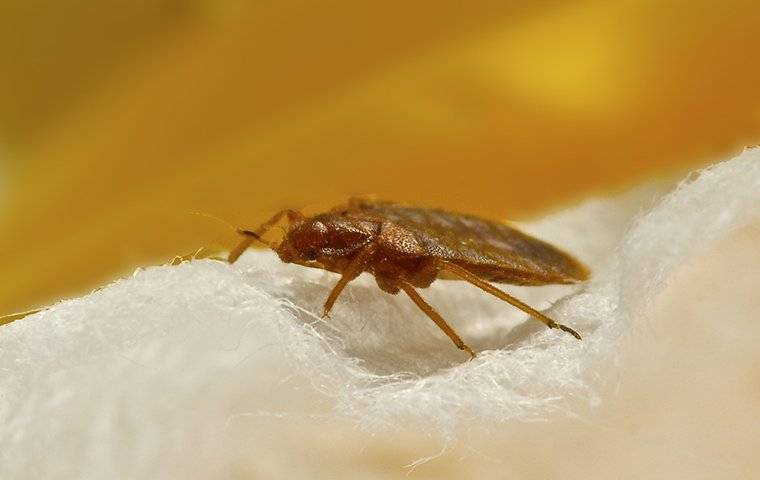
[1,0,759,314]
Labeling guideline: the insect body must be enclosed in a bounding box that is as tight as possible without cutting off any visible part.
[229,198,589,358]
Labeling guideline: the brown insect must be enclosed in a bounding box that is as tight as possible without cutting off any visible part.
[228,198,589,358]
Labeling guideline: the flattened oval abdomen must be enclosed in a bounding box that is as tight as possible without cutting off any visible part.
[347,199,589,285]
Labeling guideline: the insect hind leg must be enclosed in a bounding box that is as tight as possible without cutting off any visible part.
[436,259,582,340]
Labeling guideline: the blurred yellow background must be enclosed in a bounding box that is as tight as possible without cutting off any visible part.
[1,0,758,314]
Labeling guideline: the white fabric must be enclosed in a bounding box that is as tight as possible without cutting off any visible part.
[1,149,758,479]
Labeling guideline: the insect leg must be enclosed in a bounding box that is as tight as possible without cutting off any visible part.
[399,281,476,359]
[228,209,304,263]
[321,244,376,318]
[436,260,582,340]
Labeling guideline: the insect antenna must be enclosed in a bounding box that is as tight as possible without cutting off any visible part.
[188,211,238,232]
[238,229,275,247]
[228,209,303,263]
[228,229,278,263]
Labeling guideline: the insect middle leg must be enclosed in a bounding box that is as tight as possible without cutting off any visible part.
[436,259,582,340]
[228,209,304,263]
[399,281,476,359]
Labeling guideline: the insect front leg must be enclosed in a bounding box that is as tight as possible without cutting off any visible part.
[228,209,304,263]
[321,243,377,318]
[435,259,582,340]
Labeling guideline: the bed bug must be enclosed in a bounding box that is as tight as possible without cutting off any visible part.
[228,198,589,358]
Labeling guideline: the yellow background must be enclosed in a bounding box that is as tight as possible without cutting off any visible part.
[1,0,759,314]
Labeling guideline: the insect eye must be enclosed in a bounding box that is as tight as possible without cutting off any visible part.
[304,249,318,261]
